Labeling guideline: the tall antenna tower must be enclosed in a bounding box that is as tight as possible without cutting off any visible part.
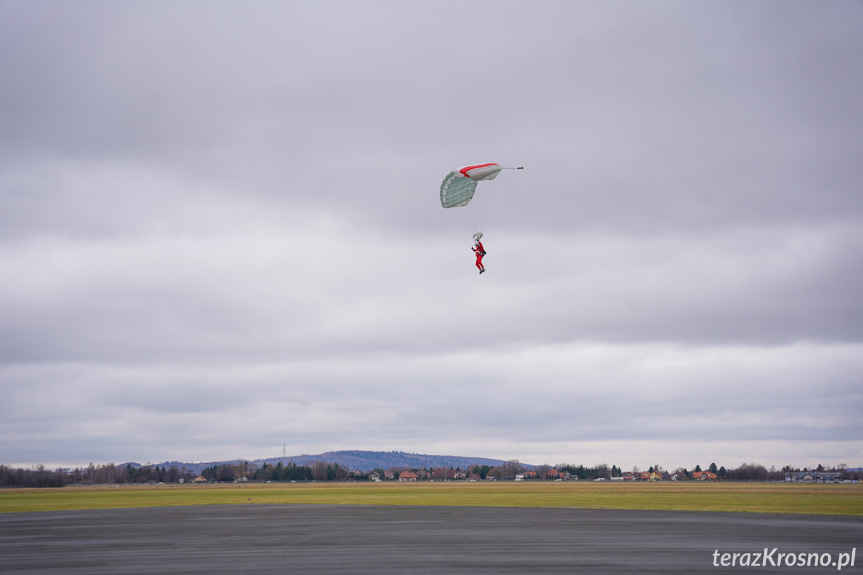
[283,443,286,459]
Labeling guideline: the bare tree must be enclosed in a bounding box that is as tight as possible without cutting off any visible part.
[311,461,328,481]
[501,459,524,480]
[535,465,551,480]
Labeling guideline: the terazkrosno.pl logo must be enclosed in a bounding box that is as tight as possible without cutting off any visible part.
[712,548,856,570]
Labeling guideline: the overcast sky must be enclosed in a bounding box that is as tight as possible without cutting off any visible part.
[2,0,862,472]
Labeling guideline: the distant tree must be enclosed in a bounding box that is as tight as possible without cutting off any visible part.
[0,465,67,488]
[310,461,328,481]
[216,465,235,482]
[327,463,348,481]
[291,463,313,482]
[768,466,784,482]
[725,462,768,481]
[501,460,524,480]
[564,464,590,480]
[709,462,718,474]
[595,464,611,480]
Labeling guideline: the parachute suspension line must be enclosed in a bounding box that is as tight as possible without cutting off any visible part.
[469,180,485,239]
[454,198,472,239]
[477,177,498,236]
[439,163,520,242]
[474,182,483,236]
[453,193,475,241]
[475,166,519,238]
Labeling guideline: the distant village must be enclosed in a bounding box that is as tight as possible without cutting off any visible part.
[184,461,859,485]
[343,467,855,485]
[2,460,859,488]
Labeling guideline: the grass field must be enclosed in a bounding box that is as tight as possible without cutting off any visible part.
[1,481,861,515]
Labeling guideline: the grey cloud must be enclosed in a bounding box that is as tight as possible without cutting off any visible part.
[1,0,861,469]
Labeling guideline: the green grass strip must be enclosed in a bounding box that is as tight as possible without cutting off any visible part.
[2,482,861,515]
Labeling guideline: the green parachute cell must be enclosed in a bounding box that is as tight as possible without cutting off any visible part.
[439,163,503,209]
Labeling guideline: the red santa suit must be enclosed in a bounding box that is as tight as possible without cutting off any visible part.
[472,244,485,272]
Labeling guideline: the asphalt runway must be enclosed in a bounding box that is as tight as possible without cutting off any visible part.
[1,505,860,574]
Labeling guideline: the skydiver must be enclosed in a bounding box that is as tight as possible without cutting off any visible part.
[472,240,486,274]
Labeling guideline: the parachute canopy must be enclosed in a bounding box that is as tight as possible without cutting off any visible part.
[439,163,502,209]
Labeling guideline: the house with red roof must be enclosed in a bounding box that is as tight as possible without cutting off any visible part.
[692,471,718,481]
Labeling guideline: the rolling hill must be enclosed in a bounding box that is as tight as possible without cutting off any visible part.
[153,450,525,475]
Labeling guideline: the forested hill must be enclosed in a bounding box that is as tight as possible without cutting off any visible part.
[258,451,515,473]
[158,451,520,474]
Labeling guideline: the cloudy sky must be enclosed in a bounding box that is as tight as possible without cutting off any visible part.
[2,0,862,472]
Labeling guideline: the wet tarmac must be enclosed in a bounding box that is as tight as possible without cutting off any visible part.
[1,505,860,574]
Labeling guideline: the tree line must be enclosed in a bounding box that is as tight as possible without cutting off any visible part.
[0,463,197,488]
[1,460,859,488]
